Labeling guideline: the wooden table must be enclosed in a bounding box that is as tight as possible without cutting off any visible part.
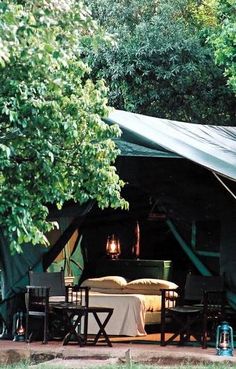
[52,303,113,346]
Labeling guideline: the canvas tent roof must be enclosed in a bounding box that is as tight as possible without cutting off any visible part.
[105,110,236,181]
[105,110,236,308]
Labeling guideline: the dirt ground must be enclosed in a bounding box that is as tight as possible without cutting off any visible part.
[1,338,236,368]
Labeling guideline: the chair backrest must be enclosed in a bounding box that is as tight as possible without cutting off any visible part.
[203,289,226,317]
[184,274,224,302]
[29,270,66,297]
[25,286,50,313]
[66,286,89,308]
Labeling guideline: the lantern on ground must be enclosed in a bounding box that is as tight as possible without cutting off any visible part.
[13,311,25,342]
[216,321,234,356]
[106,234,121,259]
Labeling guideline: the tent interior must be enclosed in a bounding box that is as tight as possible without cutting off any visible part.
[79,155,235,286]
[1,110,236,338]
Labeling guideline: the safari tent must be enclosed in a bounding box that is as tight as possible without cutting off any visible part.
[0,110,236,335]
[80,110,236,301]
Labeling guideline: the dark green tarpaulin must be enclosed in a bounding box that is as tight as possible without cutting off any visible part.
[106,110,236,181]
[0,229,46,331]
[0,202,92,335]
[105,110,236,307]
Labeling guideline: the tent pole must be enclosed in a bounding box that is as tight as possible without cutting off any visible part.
[212,171,236,200]
[166,219,212,276]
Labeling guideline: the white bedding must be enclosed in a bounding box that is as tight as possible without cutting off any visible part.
[87,291,164,336]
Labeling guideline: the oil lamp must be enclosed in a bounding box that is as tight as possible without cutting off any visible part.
[13,311,25,342]
[106,234,121,259]
[216,321,234,356]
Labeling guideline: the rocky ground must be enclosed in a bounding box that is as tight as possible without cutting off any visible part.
[1,340,236,368]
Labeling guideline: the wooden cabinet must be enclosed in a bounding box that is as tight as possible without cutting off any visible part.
[93,259,172,281]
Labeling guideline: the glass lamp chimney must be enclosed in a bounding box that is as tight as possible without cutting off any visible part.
[216,321,234,356]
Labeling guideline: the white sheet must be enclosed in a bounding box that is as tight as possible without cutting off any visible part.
[87,292,162,336]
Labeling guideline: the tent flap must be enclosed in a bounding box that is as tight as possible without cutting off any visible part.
[106,110,236,181]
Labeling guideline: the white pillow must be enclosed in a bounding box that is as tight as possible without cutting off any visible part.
[81,276,127,289]
[125,278,178,295]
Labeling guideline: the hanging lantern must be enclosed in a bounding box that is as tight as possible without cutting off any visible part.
[106,234,121,259]
[216,321,234,356]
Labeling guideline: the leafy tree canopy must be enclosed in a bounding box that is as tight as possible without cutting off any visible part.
[85,0,235,125]
[0,0,128,253]
[210,0,236,94]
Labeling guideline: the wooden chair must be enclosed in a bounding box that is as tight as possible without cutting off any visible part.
[25,286,50,344]
[52,286,90,345]
[161,274,225,348]
[28,269,67,340]
[52,286,113,346]
[202,289,226,348]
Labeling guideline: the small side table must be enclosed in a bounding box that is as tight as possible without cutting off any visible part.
[52,303,113,346]
[86,307,113,346]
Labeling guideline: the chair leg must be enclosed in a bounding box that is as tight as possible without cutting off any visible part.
[160,311,166,346]
[83,311,88,345]
[43,313,48,344]
[202,313,208,349]
[25,313,29,342]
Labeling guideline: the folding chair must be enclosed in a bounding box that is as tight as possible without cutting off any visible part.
[28,269,66,340]
[202,289,226,348]
[52,286,90,345]
[161,274,225,348]
[52,286,113,346]
[25,286,50,344]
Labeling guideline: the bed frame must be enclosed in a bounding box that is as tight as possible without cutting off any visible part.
[87,259,172,281]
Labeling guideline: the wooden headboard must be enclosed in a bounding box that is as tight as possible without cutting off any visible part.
[84,259,172,281]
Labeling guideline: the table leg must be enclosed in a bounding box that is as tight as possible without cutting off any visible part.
[62,311,85,346]
[91,311,113,347]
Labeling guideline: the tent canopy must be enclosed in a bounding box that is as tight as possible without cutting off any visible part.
[105,110,236,181]
[104,110,236,308]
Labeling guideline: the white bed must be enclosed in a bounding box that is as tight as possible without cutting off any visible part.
[81,276,178,337]
[88,292,161,336]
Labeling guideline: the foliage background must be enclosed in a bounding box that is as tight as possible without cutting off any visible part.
[210,0,236,94]
[0,0,127,253]
[84,0,235,125]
